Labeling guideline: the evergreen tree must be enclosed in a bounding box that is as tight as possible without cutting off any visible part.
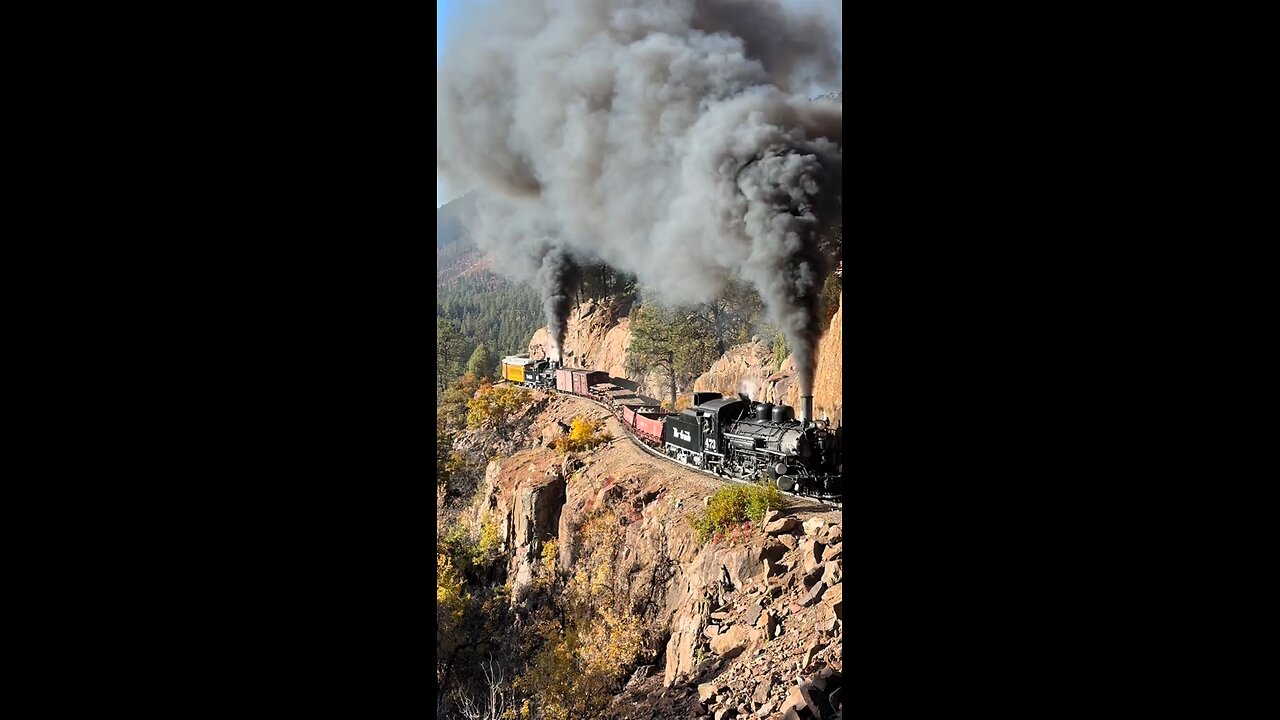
[465,343,496,378]
[437,318,466,396]
[626,303,716,407]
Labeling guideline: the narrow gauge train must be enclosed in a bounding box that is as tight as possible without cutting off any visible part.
[501,355,841,499]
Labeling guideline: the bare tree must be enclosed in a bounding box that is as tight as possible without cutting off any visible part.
[454,655,513,720]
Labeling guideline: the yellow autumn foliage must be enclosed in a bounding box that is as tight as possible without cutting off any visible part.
[553,415,611,453]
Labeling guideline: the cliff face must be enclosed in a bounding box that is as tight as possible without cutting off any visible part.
[465,392,844,719]
[528,296,635,378]
[694,291,843,425]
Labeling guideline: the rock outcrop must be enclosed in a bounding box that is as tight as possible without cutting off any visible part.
[528,296,635,378]
[458,388,844,720]
[694,291,843,425]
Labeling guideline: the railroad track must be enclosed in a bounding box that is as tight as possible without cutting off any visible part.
[553,389,843,511]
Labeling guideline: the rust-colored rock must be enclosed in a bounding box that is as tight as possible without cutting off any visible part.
[801,581,827,607]
[765,516,799,535]
[698,683,721,703]
[821,560,841,588]
[711,625,753,658]
[821,524,842,545]
[800,538,825,573]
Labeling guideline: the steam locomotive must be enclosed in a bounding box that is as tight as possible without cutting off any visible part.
[501,355,841,499]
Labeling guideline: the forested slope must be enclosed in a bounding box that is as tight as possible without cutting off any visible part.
[437,194,544,389]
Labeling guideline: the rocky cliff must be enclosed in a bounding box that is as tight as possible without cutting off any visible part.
[463,392,844,719]
[693,292,843,425]
[528,296,635,378]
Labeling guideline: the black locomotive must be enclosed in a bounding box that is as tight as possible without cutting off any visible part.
[661,391,840,498]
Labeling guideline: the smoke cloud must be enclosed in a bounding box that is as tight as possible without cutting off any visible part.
[440,0,842,394]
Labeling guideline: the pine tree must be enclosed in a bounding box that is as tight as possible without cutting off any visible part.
[626,303,716,407]
[466,343,496,378]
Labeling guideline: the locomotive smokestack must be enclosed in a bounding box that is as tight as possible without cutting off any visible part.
[801,396,814,425]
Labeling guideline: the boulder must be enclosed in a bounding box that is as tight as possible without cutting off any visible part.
[777,534,798,550]
[821,560,841,587]
[822,524,842,545]
[800,538,825,573]
[803,565,825,587]
[761,612,780,641]
[802,518,825,536]
[753,679,773,705]
[596,483,624,507]
[758,539,787,565]
[710,625,753,659]
[801,581,828,607]
[821,542,842,562]
[765,516,799,535]
[825,584,843,618]
[757,701,776,717]
[803,642,827,669]
[698,683,721,703]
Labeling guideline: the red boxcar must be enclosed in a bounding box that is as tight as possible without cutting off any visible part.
[555,368,574,392]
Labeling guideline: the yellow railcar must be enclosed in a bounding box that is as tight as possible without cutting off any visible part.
[502,362,525,383]
[502,355,532,384]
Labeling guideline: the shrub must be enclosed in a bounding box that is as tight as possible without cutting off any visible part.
[689,482,787,544]
[540,539,559,578]
[553,415,612,453]
[467,384,532,430]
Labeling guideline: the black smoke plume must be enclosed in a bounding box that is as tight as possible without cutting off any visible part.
[537,248,581,362]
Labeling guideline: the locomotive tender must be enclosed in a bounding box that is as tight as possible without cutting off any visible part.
[499,354,841,499]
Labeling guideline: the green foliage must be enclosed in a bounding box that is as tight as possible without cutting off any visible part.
[698,278,764,357]
[437,318,467,396]
[689,482,788,544]
[440,518,504,579]
[626,301,718,407]
[576,263,637,301]
[440,372,489,431]
[437,270,543,391]
[466,342,497,378]
[552,415,612,453]
[772,331,790,371]
[466,383,533,431]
